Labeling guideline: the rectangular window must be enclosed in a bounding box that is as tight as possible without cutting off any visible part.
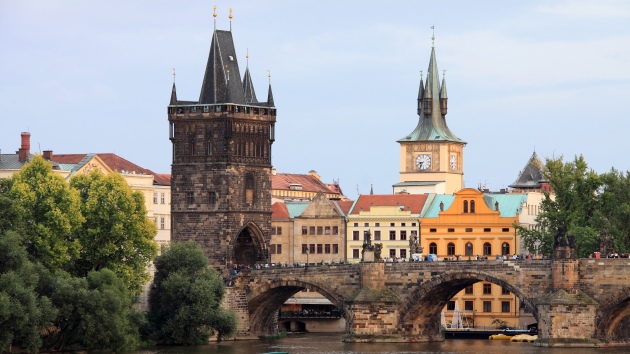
[502,301,510,313]
[389,231,396,240]
[352,249,360,258]
[325,244,331,254]
[483,283,492,295]
[302,226,308,235]
[483,301,492,313]
[447,301,456,311]
[317,244,323,254]
[186,192,194,205]
[400,230,407,240]
[502,227,510,232]
[270,244,276,254]
[333,226,339,235]
[430,228,437,233]
[374,230,381,240]
[484,228,491,232]
[465,301,473,311]
[277,244,282,254]
[389,249,396,258]
[153,192,158,204]
[448,228,455,233]
[375,222,380,227]
[502,287,510,295]
[325,226,331,235]
[466,228,473,232]
[160,192,165,204]
[309,226,316,235]
[364,222,369,227]
[353,231,360,240]
[160,217,165,230]
[277,227,282,235]
[333,244,339,254]
[353,223,358,227]
[465,286,473,294]
[317,226,323,235]
[309,244,315,254]
[302,244,308,254]
[390,222,395,227]
[271,227,276,235]
[401,223,406,227]
[400,249,407,259]
[411,222,417,227]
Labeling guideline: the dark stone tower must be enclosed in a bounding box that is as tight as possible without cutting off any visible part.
[168,17,276,269]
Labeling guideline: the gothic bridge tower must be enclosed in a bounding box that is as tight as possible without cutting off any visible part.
[168,10,276,268]
[395,35,466,194]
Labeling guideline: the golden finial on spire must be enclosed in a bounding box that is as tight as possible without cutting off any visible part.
[213,5,217,30]
[430,25,436,47]
[266,69,271,84]
[171,67,176,83]
[246,48,249,67]
[229,8,233,31]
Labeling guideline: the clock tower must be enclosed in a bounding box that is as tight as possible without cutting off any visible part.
[168,10,276,268]
[394,37,466,194]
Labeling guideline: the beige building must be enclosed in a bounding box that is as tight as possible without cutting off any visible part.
[0,132,171,247]
[271,169,346,202]
[270,191,351,265]
[346,194,428,263]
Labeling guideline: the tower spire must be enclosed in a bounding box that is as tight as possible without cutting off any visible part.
[417,70,424,115]
[440,70,448,115]
[170,68,177,105]
[266,70,274,107]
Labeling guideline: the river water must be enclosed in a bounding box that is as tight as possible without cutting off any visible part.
[134,333,629,354]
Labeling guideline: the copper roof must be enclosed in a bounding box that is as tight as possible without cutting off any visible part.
[350,194,429,215]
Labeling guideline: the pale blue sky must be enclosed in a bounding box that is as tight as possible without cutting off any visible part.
[1,0,629,196]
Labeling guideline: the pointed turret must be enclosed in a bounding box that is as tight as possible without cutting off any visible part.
[242,66,258,103]
[199,30,246,104]
[509,151,546,191]
[170,82,178,105]
[440,73,448,115]
[417,72,424,115]
[398,44,464,144]
[267,83,274,107]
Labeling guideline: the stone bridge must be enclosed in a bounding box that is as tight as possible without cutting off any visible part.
[224,258,630,347]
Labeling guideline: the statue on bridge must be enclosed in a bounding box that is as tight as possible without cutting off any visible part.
[361,230,383,262]
[553,225,576,259]
[408,234,423,260]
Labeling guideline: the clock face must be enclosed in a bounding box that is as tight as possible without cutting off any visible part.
[416,154,432,170]
[450,155,457,170]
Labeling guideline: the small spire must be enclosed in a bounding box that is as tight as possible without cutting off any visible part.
[431,25,435,47]
[370,181,374,195]
[213,5,217,31]
[229,8,233,31]
[266,70,274,107]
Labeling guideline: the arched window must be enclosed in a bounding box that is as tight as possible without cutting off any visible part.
[429,242,437,255]
[463,200,469,213]
[447,242,455,256]
[465,242,473,256]
[483,242,492,256]
[470,200,476,213]
[502,242,510,256]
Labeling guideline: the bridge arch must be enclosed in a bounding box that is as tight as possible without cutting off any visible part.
[247,278,346,335]
[398,270,538,338]
[595,286,630,343]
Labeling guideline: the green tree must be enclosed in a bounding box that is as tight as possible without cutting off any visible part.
[42,269,140,352]
[517,155,602,258]
[0,231,55,353]
[69,170,158,295]
[9,155,84,271]
[0,178,20,235]
[149,241,236,344]
[597,169,630,253]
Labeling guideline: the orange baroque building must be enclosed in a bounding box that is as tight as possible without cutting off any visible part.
[421,188,528,328]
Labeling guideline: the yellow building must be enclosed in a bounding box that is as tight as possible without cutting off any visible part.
[346,194,428,263]
[271,169,346,202]
[421,188,527,328]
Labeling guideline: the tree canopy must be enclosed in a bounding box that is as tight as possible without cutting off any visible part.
[149,241,236,344]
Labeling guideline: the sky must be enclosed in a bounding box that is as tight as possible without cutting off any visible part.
[1,0,629,197]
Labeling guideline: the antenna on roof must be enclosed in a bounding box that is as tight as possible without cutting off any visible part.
[431,25,435,47]
[229,8,233,31]
[213,5,217,31]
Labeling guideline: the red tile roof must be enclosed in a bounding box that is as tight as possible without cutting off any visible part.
[350,194,428,215]
[271,201,290,219]
[334,200,355,215]
[272,172,338,195]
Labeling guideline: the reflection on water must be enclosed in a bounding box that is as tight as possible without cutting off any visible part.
[133,333,628,354]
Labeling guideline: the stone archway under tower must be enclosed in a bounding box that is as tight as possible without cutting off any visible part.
[233,222,268,266]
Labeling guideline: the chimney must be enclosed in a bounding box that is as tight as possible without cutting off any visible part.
[43,150,53,160]
[17,132,31,162]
